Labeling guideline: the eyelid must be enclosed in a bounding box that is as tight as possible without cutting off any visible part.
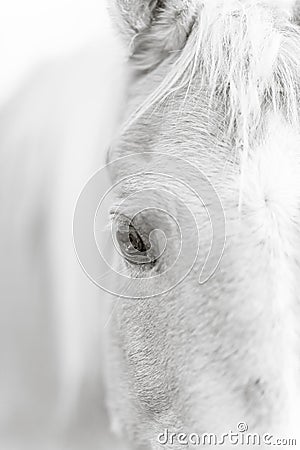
[109,210,132,225]
[112,214,146,242]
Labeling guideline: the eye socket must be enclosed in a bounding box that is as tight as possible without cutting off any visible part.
[115,218,158,267]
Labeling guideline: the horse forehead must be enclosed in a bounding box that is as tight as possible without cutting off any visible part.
[111,83,230,177]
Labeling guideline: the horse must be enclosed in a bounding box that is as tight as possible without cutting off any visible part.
[1,0,300,449]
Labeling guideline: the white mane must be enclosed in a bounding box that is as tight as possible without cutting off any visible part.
[124,1,300,149]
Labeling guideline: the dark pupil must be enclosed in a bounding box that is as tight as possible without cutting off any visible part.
[129,225,147,253]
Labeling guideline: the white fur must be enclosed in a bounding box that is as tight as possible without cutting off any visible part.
[238,113,300,436]
[108,0,300,446]
[1,0,300,448]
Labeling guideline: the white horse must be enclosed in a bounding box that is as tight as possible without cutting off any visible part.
[1,1,300,449]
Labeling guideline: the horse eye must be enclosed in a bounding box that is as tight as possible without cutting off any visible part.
[128,225,149,253]
[115,221,156,266]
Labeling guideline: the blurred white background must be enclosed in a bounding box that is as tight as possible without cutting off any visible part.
[0,2,127,448]
[0,0,111,105]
